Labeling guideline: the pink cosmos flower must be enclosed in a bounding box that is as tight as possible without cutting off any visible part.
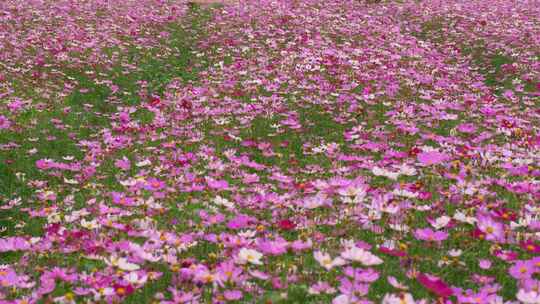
[224,290,243,301]
[257,238,288,256]
[457,123,477,134]
[417,151,450,166]
[111,192,136,206]
[193,265,220,285]
[333,294,358,304]
[114,157,131,171]
[0,237,31,252]
[471,274,495,285]
[227,214,253,230]
[308,281,336,295]
[522,278,540,293]
[0,115,11,129]
[291,239,313,252]
[215,261,243,285]
[169,290,200,303]
[303,193,331,209]
[337,277,369,298]
[37,190,56,201]
[509,260,536,280]
[494,249,518,262]
[145,178,166,191]
[343,267,379,283]
[478,259,492,270]
[456,289,499,304]
[36,159,54,170]
[476,215,505,242]
[0,266,33,288]
[248,270,270,280]
[413,228,448,242]
[206,177,229,190]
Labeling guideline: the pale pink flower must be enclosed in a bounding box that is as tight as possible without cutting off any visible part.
[340,247,383,266]
[314,251,347,270]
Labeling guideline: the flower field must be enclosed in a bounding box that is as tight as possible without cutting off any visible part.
[0,0,539,303]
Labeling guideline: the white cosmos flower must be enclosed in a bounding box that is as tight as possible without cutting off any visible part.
[389,223,410,232]
[431,216,451,230]
[448,249,462,257]
[372,167,400,180]
[135,159,151,167]
[392,189,418,199]
[333,294,354,304]
[214,196,234,209]
[118,259,140,271]
[382,293,422,304]
[81,218,100,229]
[105,256,140,271]
[398,165,417,176]
[517,289,540,304]
[237,248,263,265]
[340,239,356,249]
[387,276,409,290]
[124,272,148,285]
[94,287,115,301]
[119,179,137,187]
[303,193,329,209]
[382,204,400,214]
[453,210,476,224]
[340,247,383,266]
[337,185,366,197]
[47,212,61,224]
[238,230,257,239]
[30,237,41,245]
[314,251,347,270]
[63,178,79,184]
[339,185,368,204]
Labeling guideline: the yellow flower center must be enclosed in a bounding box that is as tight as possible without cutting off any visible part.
[65,292,75,300]
[204,274,214,283]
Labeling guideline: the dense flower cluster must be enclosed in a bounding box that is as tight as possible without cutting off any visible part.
[0,0,539,303]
